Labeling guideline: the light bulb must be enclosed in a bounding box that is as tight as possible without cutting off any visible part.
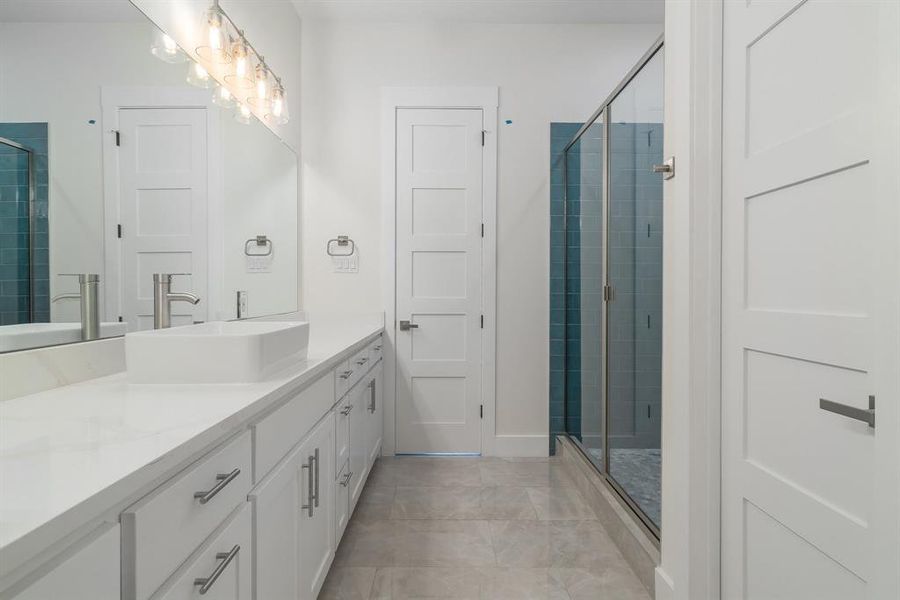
[151,28,187,64]
[234,102,252,125]
[248,62,271,109]
[186,61,213,89]
[196,2,231,64]
[266,82,290,125]
[225,36,253,89]
[212,84,236,108]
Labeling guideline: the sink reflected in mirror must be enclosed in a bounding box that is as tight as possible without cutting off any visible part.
[125,321,309,384]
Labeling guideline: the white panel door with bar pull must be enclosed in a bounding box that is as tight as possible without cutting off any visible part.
[722,1,899,598]
[117,107,208,331]
[395,108,484,454]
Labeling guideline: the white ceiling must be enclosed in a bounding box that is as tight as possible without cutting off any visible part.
[0,0,144,23]
[292,0,664,24]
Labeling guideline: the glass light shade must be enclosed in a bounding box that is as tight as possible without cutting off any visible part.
[212,84,236,108]
[186,61,214,89]
[196,4,231,65]
[247,62,271,109]
[234,102,252,125]
[224,37,254,89]
[266,84,290,125]
[150,29,187,64]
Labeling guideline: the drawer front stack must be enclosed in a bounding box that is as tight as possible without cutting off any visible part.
[122,432,252,600]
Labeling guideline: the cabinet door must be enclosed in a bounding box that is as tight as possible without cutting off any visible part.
[298,412,335,600]
[365,364,384,467]
[347,382,368,511]
[249,446,303,600]
[11,524,119,600]
[335,460,351,544]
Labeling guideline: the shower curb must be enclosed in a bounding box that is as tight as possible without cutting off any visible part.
[556,435,659,595]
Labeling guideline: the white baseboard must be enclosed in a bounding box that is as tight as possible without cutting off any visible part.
[491,434,549,457]
[654,566,675,600]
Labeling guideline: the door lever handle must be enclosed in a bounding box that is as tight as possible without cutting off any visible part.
[399,320,419,331]
[819,395,875,428]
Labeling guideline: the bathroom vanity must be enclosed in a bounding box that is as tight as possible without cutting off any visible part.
[0,318,384,600]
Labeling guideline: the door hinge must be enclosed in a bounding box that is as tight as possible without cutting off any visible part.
[603,284,613,302]
[480,314,484,329]
[114,130,121,147]
[117,224,122,238]
[118,316,123,322]
[481,223,484,238]
[481,130,485,146]
[480,404,483,419]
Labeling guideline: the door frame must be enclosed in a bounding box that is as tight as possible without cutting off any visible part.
[656,1,723,599]
[100,86,223,324]
[380,87,499,457]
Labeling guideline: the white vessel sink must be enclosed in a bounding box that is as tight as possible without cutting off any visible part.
[0,322,128,352]
[125,321,309,384]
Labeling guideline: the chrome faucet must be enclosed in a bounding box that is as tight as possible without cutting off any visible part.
[51,273,101,341]
[153,273,200,329]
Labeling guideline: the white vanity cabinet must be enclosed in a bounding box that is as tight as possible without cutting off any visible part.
[5,524,120,600]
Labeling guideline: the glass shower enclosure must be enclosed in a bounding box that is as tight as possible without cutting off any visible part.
[563,39,664,537]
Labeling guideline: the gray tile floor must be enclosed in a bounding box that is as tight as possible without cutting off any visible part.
[320,456,650,600]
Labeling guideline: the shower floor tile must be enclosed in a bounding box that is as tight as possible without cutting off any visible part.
[586,447,661,529]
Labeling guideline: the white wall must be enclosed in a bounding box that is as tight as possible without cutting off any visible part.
[301,21,662,444]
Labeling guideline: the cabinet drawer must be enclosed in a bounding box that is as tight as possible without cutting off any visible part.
[335,460,351,545]
[349,348,371,383]
[368,336,383,365]
[335,400,350,477]
[122,432,251,600]
[254,374,335,480]
[153,504,251,600]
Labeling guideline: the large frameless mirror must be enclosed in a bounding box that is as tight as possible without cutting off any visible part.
[0,0,298,352]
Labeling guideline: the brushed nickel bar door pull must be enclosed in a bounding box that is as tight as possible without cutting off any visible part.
[399,320,418,331]
[193,468,241,505]
[194,545,240,595]
[819,395,875,428]
[313,447,320,508]
[301,454,314,516]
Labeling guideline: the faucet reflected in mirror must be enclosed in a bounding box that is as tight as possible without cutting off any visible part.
[152,274,201,329]
[50,274,100,341]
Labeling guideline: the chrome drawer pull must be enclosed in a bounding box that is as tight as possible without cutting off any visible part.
[194,544,240,595]
[356,357,369,366]
[340,471,353,487]
[820,395,875,428]
[301,454,315,516]
[339,370,353,380]
[369,380,376,413]
[373,345,382,351]
[194,468,241,505]
[340,405,352,416]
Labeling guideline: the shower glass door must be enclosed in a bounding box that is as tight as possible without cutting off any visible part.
[561,40,664,538]
[606,47,664,532]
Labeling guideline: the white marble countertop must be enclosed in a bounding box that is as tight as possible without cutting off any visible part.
[0,314,383,575]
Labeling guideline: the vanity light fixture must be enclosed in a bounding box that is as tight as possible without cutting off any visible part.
[150,29,187,64]
[186,61,214,89]
[196,0,231,65]
[151,1,290,124]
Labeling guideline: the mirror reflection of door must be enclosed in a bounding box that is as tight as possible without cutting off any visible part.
[115,107,208,331]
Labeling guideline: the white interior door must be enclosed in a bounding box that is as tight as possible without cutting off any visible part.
[117,107,207,331]
[395,108,484,454]
[722,1,900,599]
